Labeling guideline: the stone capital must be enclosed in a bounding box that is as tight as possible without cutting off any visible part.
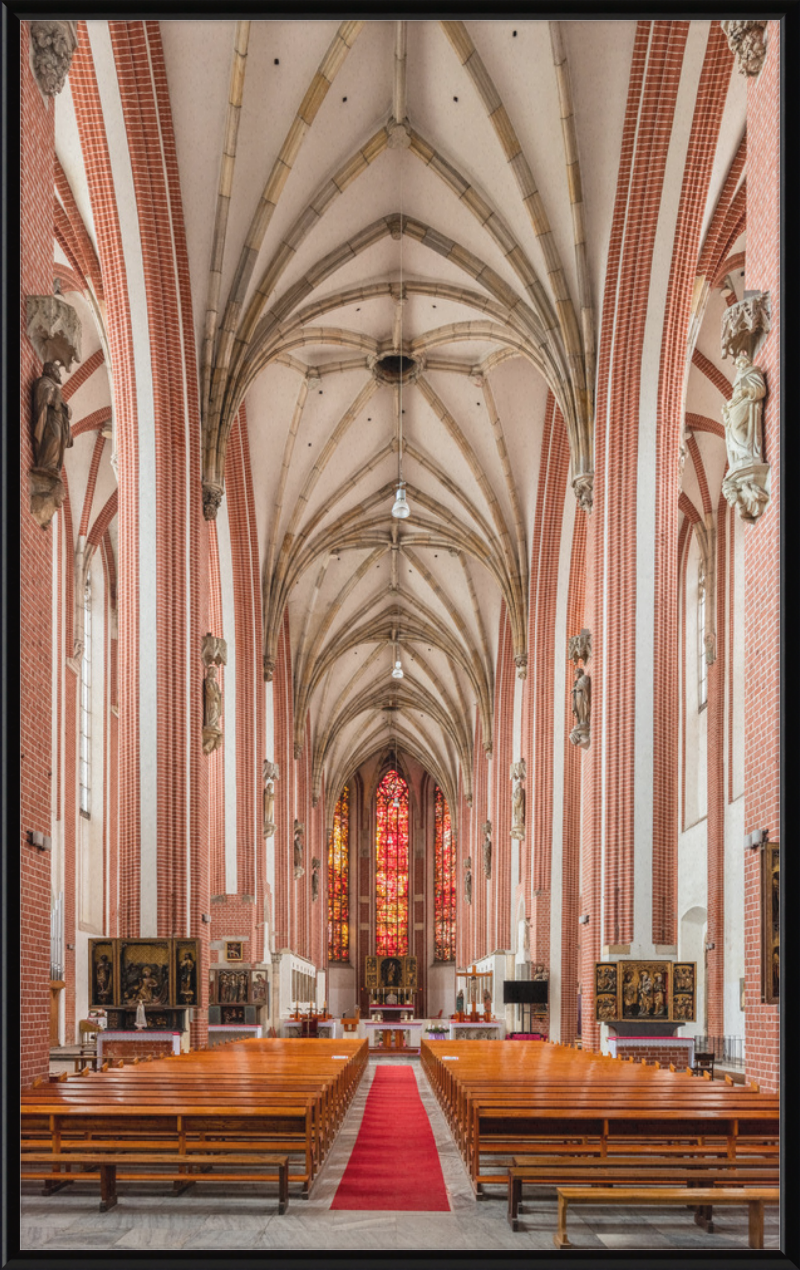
[722,463,771,524]
[202,482,224,520]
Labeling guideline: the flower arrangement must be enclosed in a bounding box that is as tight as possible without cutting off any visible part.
[425,1024,448,1036]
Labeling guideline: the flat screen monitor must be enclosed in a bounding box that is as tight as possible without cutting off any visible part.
[503,979,548,1005]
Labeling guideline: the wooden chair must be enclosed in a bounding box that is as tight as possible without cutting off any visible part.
[693,1051,715,1079]
[74,1020,99,1071]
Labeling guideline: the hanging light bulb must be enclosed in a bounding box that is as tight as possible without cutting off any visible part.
[391,482,410,519]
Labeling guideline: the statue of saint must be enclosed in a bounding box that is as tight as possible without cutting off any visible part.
[456,988,464,1013]
[482,821,492,879]
[653,971,666,1017]
[464,857,472,905]
[722,351,766,469]
[179,951,195,1001]
[311,857,321,902]
[293,820,305,878]
[95,953,112,1002]
[637,969,653,1017]
[204,666,222,731]
[571,665,590,727]
[32,361,72,474]
[622,968,636,1015]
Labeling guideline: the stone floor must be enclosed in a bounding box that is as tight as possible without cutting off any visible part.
[20,1056,780,1252]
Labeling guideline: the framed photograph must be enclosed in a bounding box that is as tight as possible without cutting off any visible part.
[225,940,243,962]
[762,842,779,1003]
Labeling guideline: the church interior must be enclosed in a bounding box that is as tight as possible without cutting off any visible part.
[19,16,782,1254]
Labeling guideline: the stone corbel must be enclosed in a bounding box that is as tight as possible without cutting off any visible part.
[202,481,224,520]
[263,654,276,682]
[721,292,771,363]
[514,653,528,681]
[572,470,594,514]
[721,20,768,77]
[29,20,78,97]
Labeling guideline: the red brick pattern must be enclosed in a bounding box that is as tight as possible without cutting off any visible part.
[742,21,780,1094]
[20,21,57,1091]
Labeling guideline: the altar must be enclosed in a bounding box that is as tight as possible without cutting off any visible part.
[361,1019,424,1052]
[282,1018,343,1039]
[448,1020,505,1040]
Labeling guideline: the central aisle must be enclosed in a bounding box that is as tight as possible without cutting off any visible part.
[331,1065,449,1211]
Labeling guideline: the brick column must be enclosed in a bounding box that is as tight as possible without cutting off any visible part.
[20,20,57,1090]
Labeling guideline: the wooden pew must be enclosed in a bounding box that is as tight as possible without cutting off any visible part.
[554,1185,779,1249]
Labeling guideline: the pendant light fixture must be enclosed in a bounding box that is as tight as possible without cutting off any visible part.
[391,151,410,521]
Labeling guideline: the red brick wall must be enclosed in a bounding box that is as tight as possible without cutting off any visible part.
[742,21,780,1095]
[20,20,56,1091]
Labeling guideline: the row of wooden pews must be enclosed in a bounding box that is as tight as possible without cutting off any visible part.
[421,1039,779,1247]
[21,1037,368,1211]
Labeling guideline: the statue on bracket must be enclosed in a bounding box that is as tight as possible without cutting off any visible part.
[293,820,305,878]
[510,760,526,840]
[482,821,492,879]
[29,361,73,528]
[721,352,769,522]
[201,634,227,754]
[568,629,592,750]
[262,759,279,838]
[311,857,321,901]
[464,856,472,905]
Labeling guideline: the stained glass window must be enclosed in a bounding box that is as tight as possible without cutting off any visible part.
[375,769,409,957]
[328,785,349,961]
[434,787,456,960]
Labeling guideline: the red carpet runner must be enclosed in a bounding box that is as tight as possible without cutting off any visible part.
[331,1065,450,1210]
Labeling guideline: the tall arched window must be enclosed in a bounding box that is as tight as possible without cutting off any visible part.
[375,769,409,956]
[698,556,708,710]
[79,569,92,818]
[434,787,456,960]
[328,785,349,962]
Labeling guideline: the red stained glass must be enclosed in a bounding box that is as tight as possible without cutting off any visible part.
[434,787,456,961]
[375,769,409,957]
[328,785,349,961]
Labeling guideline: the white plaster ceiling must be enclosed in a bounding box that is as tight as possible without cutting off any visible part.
[50,19,748,824]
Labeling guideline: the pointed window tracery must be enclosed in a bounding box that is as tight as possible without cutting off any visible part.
[434,787,456,960]
[375,769,409,957]
[328,785,349,961]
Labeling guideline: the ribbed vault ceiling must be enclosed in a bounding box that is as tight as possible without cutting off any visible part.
[159,18,640,820]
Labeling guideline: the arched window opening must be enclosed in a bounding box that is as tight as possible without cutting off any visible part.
[375,769,409,956]
[79,570,92,818]
[698,556,707,710]
[328,785,350,962]
[434,787,456,961]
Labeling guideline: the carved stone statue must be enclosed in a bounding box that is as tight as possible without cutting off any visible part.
[464,857,472,906]
[179,951,196,1003]
[510,760,526,840]
[569,665,591,749]
[32,361,73,473]
[29,361,74,529]
[482,821,492,880]
[293,820,305,878]
[532,964,549,981]
[201,634,227,755]
[202,666,223,754]
[721,352,770,522]
[263,759,279,838]
[311,857,321,902]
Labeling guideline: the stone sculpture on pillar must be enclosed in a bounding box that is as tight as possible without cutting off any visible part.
[262,760,279,838]
[201,634,227,754]
[29,361,73,529]
[719,293,771,522]
[482,821,492,880]
[29,20,79,96]
[464,857,472,905]
[293,820,305,879]
[311,857,321,902]
[510,760,526,840]
[568,628,592,749]
[721,19,768,77]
